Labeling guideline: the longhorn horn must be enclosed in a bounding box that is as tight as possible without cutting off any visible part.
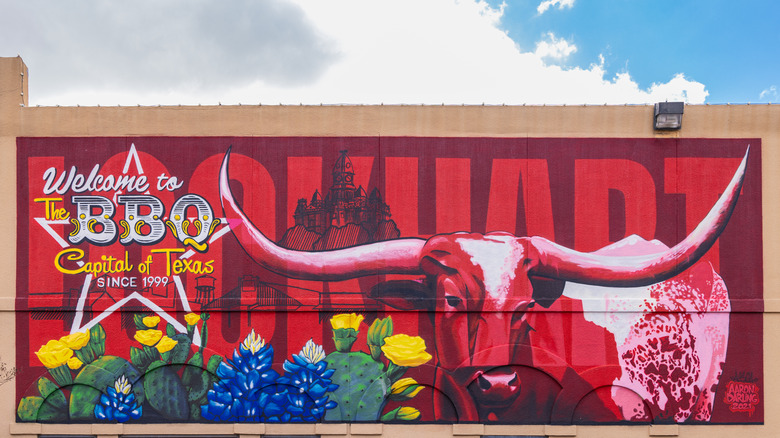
[529,147,749,287]
[220,148,426,281]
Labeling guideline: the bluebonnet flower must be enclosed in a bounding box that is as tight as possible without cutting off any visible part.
[94,375,142,422]
[201,330,282,422]
[274,339,338,422]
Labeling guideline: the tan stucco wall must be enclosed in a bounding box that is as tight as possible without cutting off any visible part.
[1,56,777,438]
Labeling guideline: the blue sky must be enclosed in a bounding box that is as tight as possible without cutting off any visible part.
[492,0,780,103]
[1,0,777,105]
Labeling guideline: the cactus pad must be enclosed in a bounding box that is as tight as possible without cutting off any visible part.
[143,360,189,421]
[324,351,388,421]
[69,355,143,421]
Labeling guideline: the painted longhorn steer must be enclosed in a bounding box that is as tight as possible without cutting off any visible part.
[219,148,748,423]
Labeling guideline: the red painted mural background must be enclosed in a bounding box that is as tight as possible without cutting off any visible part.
[16,137,763,424]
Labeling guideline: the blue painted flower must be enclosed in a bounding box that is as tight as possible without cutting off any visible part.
[274,339,338,422]
[201,330,282,422]
[94,375,142,422]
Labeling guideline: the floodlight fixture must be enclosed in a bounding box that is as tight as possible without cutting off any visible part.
[654,102,684,130]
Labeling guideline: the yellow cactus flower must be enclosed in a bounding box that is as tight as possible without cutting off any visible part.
[391,377,417,393]
[34,340,74,369]
[155,336,178,353]
[134,329,163,346]
[390,377,424,398]
[397,406,421,420]
[143,315,161,328]
[381,334,432,367]
[330,313,364,330]
[59,330,90,350]
[67,356,83,370]
[184,312,201,326]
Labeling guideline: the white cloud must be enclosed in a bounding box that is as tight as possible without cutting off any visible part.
[759,85,777,102]
[644,74,709,104]
[535,33,577,60]
[537,0,575,15]
[2,0,337,98]
[10,0,709,106]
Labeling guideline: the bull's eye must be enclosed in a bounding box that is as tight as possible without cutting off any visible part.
[445,295,463,308]
[441,277,464,309]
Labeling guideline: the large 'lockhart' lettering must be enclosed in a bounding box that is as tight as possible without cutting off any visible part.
[274,154,739,313]
[377,156,740,244]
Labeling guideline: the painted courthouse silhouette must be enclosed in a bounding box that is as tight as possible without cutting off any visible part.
[280,150,400,250]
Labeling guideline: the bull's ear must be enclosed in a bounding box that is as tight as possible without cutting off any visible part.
[369,280,435,311]
[529,276,565,308]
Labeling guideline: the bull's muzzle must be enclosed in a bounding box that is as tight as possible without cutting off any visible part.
[470,369,521,405]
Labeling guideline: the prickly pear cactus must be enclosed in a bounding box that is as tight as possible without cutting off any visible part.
[17,378,69,423]
[143,360,189,421]
[38,376,67,411]
[324,351,389,421]
[69,355,143,420]
[182,352,209,403]
[167,333,192,364]
[17,396,44,422]
[181,352,223,421]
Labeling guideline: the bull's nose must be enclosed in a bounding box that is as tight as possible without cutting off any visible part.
[471,369,521,404]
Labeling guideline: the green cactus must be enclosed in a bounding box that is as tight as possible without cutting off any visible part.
[17,395,67,422]
[69,355,143,420]
[181,352,209,402]
[180,352,218,421]
[133,314,148,330]
[186,353,222,420]
[190,403,202,420]
[324,351,389,421]
[355,373,391,421]
[17,396,43,422]
[167,333,192,365]
[36,376,69,421]
[89,324,106,359]
[198,316,209,353]
[17,380,68,423]
[130,345,159,373]
[206,354,222,374]
[367,317,393,361]
[143,360,189,421]
[37,376,67,411]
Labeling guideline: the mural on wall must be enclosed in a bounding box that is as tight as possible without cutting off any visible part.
[16,137,763,424]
